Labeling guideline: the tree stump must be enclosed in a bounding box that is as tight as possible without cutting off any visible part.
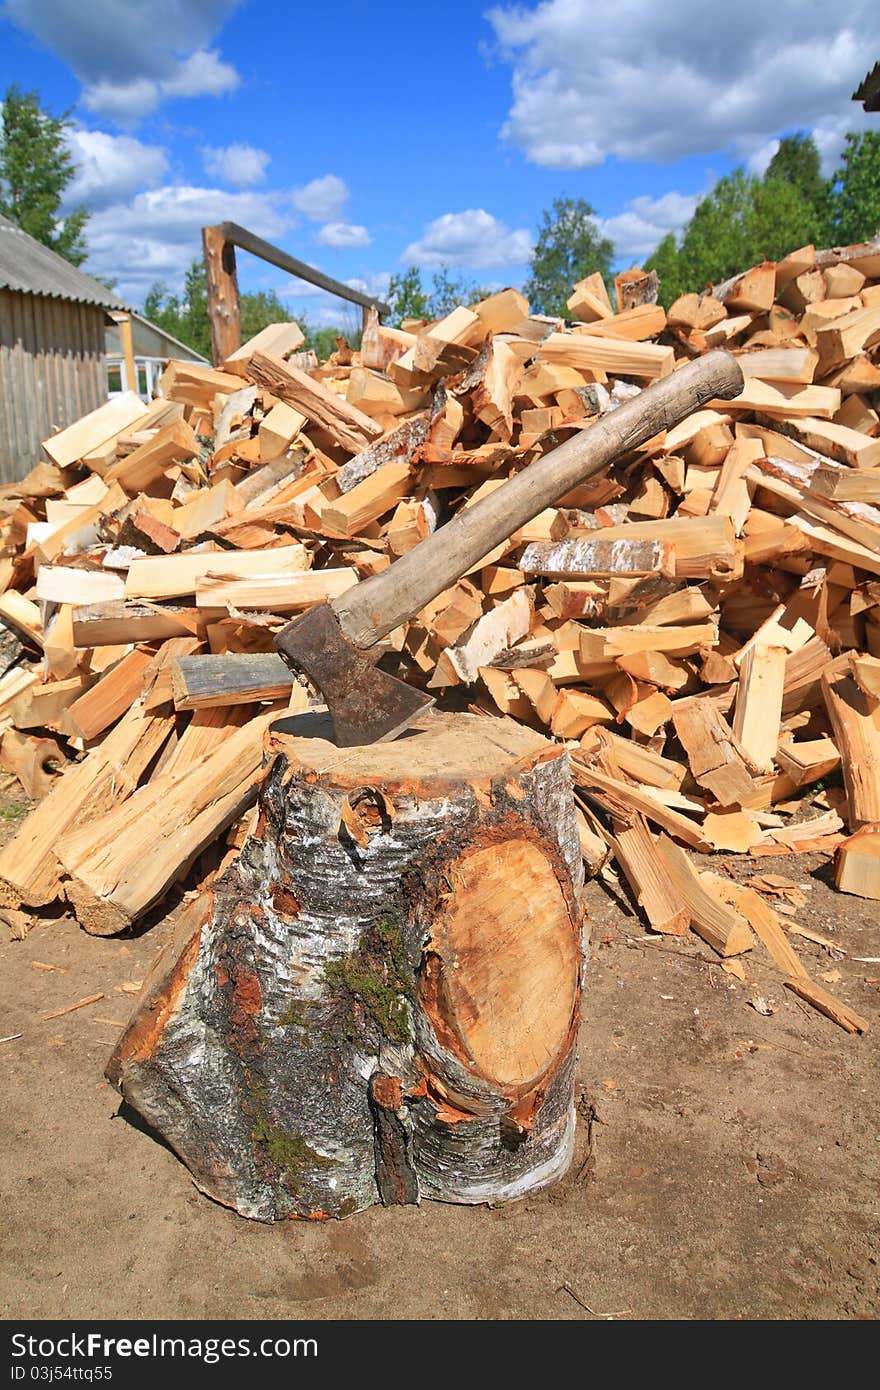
[108,710,586,1221]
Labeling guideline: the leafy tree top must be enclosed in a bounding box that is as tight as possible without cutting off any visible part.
[0,84,88,266]
[385,265,491,327]
[143,256,348,359]
[524,197,613,317]
[831,131,880,246]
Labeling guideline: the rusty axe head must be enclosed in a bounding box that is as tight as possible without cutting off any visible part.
[275,603,434,747]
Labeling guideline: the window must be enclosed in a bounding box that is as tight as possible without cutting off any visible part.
[106,362,123,394]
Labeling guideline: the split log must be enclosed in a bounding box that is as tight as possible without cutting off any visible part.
[195,567,357,613]
[0,730,66,800]
[821,654,880,828]
[566,272,614,323]
[671,698,758,806]
[782,978,869,1034]
[835,825,880,900]
[0,705,172,907]
[171,653,293,709]
[108,709,585,1219]
[538,331,674,380]
[41,393,146,468]
[104,419,199,494]
[125,545,310,600]
[733,644,786,773]
[336,417,429,494]
[72,601,203,647]
[247,352,382,454]
[612,817,690,935]
[61,647,154,741]
[519,538,667,579]
[59,707,280,935]
[652,837,753,957]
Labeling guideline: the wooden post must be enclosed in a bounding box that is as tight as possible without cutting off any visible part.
[202,224,241,366]
[108,709,586,1221]
[112,313,137,396]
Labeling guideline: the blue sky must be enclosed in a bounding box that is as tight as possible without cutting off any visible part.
[1,0,877,326]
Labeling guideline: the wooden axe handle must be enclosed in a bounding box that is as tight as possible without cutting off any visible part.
[333,349,744,649]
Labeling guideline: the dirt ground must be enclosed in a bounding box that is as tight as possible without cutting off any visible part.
[0,786,878,1323]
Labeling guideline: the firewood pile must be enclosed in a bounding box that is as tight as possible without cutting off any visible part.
[0,243,878,1034]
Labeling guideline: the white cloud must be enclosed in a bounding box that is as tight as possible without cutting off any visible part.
[810,109,875,175]
[346,272,391,301]
[82,49,239,120]
[403,209,532,268]
[315,222,371,249]
[64,128,168,210]
[202,143,270,188]
[162,48,238,98]
[4,1,241,120]
[79,79,160,123]
[268,272,391,329]
[598,191,700,263]
[747,139,780,177]
[488,0,880,169]
[83,184,294,303]
[291,175,349,221]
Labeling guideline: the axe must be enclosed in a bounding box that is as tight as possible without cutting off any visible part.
[274,349,744,745]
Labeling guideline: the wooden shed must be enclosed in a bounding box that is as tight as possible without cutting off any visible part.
[0,214,128,483]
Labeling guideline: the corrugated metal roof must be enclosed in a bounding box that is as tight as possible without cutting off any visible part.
[0,214,128,310]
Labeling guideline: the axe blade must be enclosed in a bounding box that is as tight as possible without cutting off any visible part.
[275,603,433,747]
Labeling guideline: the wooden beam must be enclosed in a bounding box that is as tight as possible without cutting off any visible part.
[202,223,241,366]
[215,221,390,318]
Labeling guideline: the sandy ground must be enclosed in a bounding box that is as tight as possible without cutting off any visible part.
[0,786,878,1322]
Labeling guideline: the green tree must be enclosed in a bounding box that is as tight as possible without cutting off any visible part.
[647,164,828,307]
[831,131,880,245]
[428,266,491,317]
[0,84,88,265]
[387,264,492,326]
[387,266,433,325]
[524,196,613,317]
[239,287,290,341]
[144,259,300,359]
[675,168,759,289]
[298,317,350,358]
[765,132,831,244]
[644,232,687,308]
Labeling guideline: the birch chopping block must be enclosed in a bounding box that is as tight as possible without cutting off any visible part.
[108,709,587,1220]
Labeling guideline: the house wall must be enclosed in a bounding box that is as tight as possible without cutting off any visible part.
[0,288,107,483]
